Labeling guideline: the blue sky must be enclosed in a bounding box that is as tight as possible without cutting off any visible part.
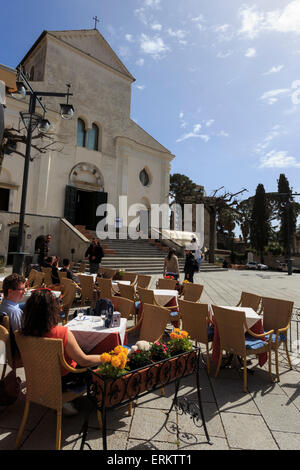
[2,0,300,203]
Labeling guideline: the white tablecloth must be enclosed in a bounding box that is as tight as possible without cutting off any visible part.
[21,289,61,303]
[153,289,178,306]
[66,316,127,352]
[211,306,261,331]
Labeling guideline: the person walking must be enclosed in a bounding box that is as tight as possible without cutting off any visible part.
[85,239,104,274]
[163,248,180,280]
[191,237,202,272]
[184,247,197,283]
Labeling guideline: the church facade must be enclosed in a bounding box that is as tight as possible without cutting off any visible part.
[0,29,174,264]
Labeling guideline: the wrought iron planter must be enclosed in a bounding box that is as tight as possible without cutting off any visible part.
[80,347,211,450]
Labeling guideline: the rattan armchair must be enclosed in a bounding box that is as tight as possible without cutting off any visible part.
[78,274,99,306]
[212,305,274,392]
[111,296,136,321]
[236,292,261,312]
[0,316,23,380]
[157,278,177,290]
[178,299,213,373]
[60,278,78,324]
[14,331,90,450]
[136,274,152,290]
[127,303,170,343]
[260,296,294,382]
[98,268,116,279]
[118,284,138,302]
[120,272,138,285]
[180,283,204,302]
[97,277,118,299]
[41,267,53,287]
[58,271,67,283]
[27,269,44,288]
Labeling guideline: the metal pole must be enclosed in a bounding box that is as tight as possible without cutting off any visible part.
[12,93,36,274]
[287,198,292,275]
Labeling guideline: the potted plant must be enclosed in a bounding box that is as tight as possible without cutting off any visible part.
[96,345,129,379]
[150,341,171,362]
[168,328,193,356]
[127,340,152,370]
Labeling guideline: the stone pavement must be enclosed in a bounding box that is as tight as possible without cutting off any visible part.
[1,270,300,451]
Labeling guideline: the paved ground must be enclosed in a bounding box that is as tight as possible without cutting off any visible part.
[1,269,300,451]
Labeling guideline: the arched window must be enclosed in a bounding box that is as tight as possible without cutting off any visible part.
[88,123,99,151]
[77,118,86,147]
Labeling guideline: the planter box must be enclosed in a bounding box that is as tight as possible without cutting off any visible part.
[89,348,198,409]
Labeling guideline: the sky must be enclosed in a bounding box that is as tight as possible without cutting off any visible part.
[2,0,300,204]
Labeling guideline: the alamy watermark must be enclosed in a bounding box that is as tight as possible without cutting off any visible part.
[95,196,204,242]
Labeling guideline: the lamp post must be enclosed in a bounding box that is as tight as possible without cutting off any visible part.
[10,68,74,274]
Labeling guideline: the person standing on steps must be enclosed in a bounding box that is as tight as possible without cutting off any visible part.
[85,239,104,274]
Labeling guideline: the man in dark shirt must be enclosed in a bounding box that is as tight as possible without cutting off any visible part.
[60,258,79,283]
[85,239,104,274]
[38,234,51,266]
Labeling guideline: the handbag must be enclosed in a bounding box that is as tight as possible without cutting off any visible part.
[0,370,21,406]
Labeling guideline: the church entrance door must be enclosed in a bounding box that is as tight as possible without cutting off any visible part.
[64,185,107,231]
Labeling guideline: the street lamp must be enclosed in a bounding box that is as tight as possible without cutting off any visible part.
[10,68,74,274]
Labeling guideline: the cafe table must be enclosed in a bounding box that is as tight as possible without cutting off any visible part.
[66,315,127,354]
[111,280,131,292]
[210,305,267,367]
[20,289,61,303]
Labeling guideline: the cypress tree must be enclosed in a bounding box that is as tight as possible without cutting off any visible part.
[277,174,296,257]
[250,184,270,262]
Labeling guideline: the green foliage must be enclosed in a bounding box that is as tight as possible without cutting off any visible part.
[250,184,270,262]
[265,241,284,256]
[276,174,296,256]
[169,173,197,205]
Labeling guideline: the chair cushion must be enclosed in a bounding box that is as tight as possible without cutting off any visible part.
[265,332,287,342]
[245,334,266,350]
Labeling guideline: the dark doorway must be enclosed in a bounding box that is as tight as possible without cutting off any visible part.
[0,188,9,211]
[64,185,108,231]
[7,226,24,265]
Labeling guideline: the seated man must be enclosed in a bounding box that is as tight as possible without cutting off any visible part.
[60,258,79,283]
[0,273,26,333]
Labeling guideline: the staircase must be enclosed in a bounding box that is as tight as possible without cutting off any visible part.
[74,226,227,274]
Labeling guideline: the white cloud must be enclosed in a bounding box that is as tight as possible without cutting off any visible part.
[239,2,300,39]
[179,112,184,119]
[193,123,202,133]
[217,50,234,59]
[144,0,161,7]
[213,24,230,33]
[206,119,215,127]
[176,133,210,143]
[118,46,131,59]
[167,28,187,40]
[136,85,146,90]
[140,34,170,58]
[136,58,145,66]
[125,34,134,42]
[245,47,256,58]
[260,88,290,105]
[255,125,286,154]
[263,65,284,75]
[151,23,162,31]
[218,130,229,137]
[260,150,300,168]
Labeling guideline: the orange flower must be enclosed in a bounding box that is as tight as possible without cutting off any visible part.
[181,331,189,338]
[100,353,111,364]
[170,332,177,339]
[114,345,124,355]
[174,328,180,333]
[111,356,121,368]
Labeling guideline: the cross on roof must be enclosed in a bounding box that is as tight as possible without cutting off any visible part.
[93,16,100,29]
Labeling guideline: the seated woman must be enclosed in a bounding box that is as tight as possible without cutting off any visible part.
[21,288,101,415]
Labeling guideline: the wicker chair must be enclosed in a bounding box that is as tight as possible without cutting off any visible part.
[27,269,43,288]
[77,263,86,273]
[178,299,213,374]
[136,275,151,290]
[111,296,136,321]
[157,278,177,290]
[137,287,160,307]
[0,316,23,380]
[97,277,118,300]
[120,272,138,285]
[127,303,170,343]
[236,292,261,312]
[78,274,98,306]
[14,331,89,450]
[31,271,45,289]
[260,296,294,382]
[180,283,204,303]
[212,305,274,392]
[58,271,67,284]
[41,267,53,287]
[60,278,78,324]
[98,268,116,279]
[118,284,138,302]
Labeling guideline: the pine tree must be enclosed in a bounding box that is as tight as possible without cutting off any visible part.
[250,184,270,262]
